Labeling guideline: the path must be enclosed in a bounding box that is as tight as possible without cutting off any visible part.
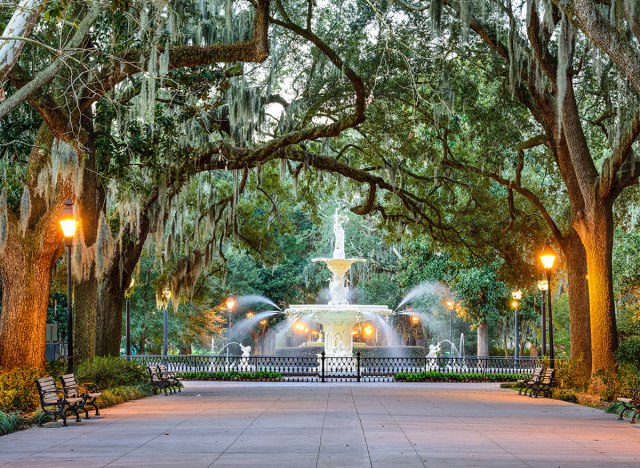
[0,382,638,467]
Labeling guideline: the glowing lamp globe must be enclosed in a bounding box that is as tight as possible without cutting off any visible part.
[225,295,236,310]
[539,245,557,270]
[59,199,77,238]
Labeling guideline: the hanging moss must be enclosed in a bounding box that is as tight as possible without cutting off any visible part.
[0,190,8,252]
[19,187,31,236]
[96,211,115,278]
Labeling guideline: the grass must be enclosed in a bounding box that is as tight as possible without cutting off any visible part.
[0,411,23,436]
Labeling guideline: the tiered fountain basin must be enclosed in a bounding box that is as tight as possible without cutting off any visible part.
[285,304,393,357]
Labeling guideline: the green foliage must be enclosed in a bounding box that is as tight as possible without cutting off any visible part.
[554,357,590,392]
[0,367,45,413]
[555,389,578,404]
[97,385,152,408]
[0,411,23,435]
[76,357,147,389]
[394,372,527,382]
[45,360,67,379]
[178,371,282,381]
[616,337,640,367]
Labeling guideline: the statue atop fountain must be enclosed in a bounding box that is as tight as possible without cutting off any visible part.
[285,209,392,356]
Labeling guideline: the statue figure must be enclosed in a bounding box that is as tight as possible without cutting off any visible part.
[334,334,348,357]
[426,343,441,358]
[240,344,252,357]
[333,209,345,259]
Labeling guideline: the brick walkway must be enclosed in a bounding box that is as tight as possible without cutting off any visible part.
[0,382,638,467]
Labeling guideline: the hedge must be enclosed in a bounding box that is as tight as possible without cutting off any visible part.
[178,371,282,381]
[394,371,528,382]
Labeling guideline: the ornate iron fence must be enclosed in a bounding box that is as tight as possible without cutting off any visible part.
[130,353,544,383]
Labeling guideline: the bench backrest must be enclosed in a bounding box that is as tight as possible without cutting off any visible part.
[541,368,555,384]
[158,365,174,377]
[148,365,163,382]
[36,376,60,405]
[60,373,80,397]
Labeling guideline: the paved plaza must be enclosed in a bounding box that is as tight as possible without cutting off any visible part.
[0,382,639,467]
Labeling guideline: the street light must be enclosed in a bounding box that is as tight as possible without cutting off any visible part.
[537,280,549,357]
[511,290,522,366]
[446,300,455,355]
[225,295,235,352]
[125,277,135,359]
[246,311,255,319]
[162,287,171,360]
[59,199,77,374]
[539,245,557,367]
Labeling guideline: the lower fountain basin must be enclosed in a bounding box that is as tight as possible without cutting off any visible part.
[285,304,393,357]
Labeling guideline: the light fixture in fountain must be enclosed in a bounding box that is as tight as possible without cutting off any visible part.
[285,209,392,357]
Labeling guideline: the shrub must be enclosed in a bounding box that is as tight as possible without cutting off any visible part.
[555,357,590,392]
[178,371,282,381]
[45,360,68,379]
[0,367,46,413]
[555,389,579,404]
[616,337,640,368]
[76,356,147,389]
[97,385,152,408]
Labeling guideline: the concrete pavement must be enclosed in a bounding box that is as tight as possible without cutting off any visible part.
[0,381,638,467]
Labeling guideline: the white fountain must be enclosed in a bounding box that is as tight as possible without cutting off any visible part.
[284,210,393,357]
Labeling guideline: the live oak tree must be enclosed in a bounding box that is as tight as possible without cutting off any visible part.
[378,0,640,378]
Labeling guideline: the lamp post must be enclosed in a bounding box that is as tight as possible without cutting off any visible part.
[446,300,455,356]
[162,287,171,361]
[125,278,135,359]
[225,295,236,356]
[539,245,557,367]
[511,290,522,367]
[537,280,549,357]
[59,199,78,374]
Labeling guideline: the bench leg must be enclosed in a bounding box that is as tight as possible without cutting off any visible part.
[68,405,81,422]
[618,406,628,420]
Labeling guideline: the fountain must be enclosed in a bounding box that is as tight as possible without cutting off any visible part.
[284,210,393,357]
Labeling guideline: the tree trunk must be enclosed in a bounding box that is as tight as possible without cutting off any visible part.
[73,271,97,365]
[476,321,489,357]
[95,262,126,356]
[579,203,618,375]
[563,228,592,379]
[0,238,55,369]
[71,126,100,366]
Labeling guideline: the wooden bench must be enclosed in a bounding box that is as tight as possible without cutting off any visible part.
[148,365,172,395]
[517,367,544,396]
[616,388,640,423]
[35,376,84,427]
[529,368,556,398]
[158,365,182,393]
[60,373,102,417]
